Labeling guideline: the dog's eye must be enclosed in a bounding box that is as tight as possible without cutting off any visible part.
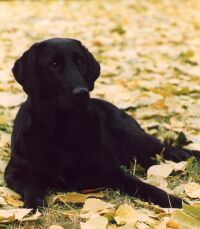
[50,61,59,69]
[77,59,83,65]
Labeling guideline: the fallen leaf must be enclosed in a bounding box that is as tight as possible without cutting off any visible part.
[80,198,114,219]
[165,161,187,172]
[136,208,157,225]
[0,196,6,205]
[166,220,180,229]
[147,164,174,178]
[80,214,108,229]
[184,182,200,199]
[0,159,7,173]
[49,225,64,229]
[0,186,21,199]
[0,208,32,222]
[114,204,137,226]
[0,92,26,107]
[183,203,200,220]
[0,210,15,223]
[61,209,80,217]
[171,210,200,228]
[5,194,24,207]
[47,192,105,206]
[82,198,114,213]
[21,210,41,221]
[145,176,169,192]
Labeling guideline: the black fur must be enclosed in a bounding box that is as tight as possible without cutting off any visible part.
[5,38,194,209]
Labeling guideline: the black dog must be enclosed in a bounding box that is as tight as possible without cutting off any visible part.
[4,38,195,209]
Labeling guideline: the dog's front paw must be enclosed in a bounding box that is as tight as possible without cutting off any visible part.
[23,194,45,210]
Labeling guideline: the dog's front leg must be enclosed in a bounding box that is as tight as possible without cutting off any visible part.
[107,168,182,208]
[4,161,46,209]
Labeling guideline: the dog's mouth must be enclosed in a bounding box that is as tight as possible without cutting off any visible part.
[72,87,89,102]
[73,92,90,105]
[71,87,90,109]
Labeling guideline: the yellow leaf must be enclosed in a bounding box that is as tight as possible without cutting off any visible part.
[47,192,105,206]
[171,210,200,228]
[21,210,41,221]
[0,196,6,205]
[80,214,108,229]
[183,203,200,220]
[0,209,32,222]
[184,182,200,199]
[82,198,114,213]
[80,198,114,219]
[60,209,80,217]
[147,164,174,178]
[136,208,157,225]
[166,220,180,229]
[114,204,137,226]
[152,100,166,110]
[145,176,169,192]
[0,159,7,173]
[165,161,187,172]
[49,225,64,229]
[0,186,21,199]
[5,194,24,207]
[14,209,32,220]
[0,210,15,223]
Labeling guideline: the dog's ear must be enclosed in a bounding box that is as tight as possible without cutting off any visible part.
[80,44,100,91]
[12,43,40,96]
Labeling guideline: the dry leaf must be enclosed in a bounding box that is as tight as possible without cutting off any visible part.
[82,198,114,213]
[0,209,32,222]
[147,164,174,178]
[61,209,80,217]
[0,186,21,199]
[0,159,7,173]
[80,214,108,229]
[0,210,15,223]
[165,161,187,172]
[5,194,24,207]
[49,225,64,229]
[166,220,180,229]
[145,176,169,192]
[114,204,137,226]
[184,182,200,199]
[80,198,114,219]
[47,192,105,206]
[183,203,200,220]
[0,92,26,107]
[0,196,6,205]
[20,210,41,222]
[136,208,157,225]
[171,210,200,228]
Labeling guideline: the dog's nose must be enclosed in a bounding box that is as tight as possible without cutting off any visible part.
[72,87,89,96]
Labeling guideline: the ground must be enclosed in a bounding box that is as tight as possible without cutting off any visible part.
[0,0,200,228]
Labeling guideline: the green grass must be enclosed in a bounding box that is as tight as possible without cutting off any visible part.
[186,157,200,183]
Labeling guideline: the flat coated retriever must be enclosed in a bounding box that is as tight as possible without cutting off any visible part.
[4,38,196,209]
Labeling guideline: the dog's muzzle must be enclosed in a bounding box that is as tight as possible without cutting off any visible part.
[72,87,89,96]
[72,87,90,105]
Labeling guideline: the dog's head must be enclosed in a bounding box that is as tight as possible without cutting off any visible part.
[12,38,100,109]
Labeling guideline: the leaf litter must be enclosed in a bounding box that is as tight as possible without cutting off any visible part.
[0,0,200,228]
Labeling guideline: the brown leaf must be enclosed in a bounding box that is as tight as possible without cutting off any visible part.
[47,192,105,206]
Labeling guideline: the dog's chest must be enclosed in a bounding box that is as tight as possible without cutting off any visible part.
[25,119,100,171]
